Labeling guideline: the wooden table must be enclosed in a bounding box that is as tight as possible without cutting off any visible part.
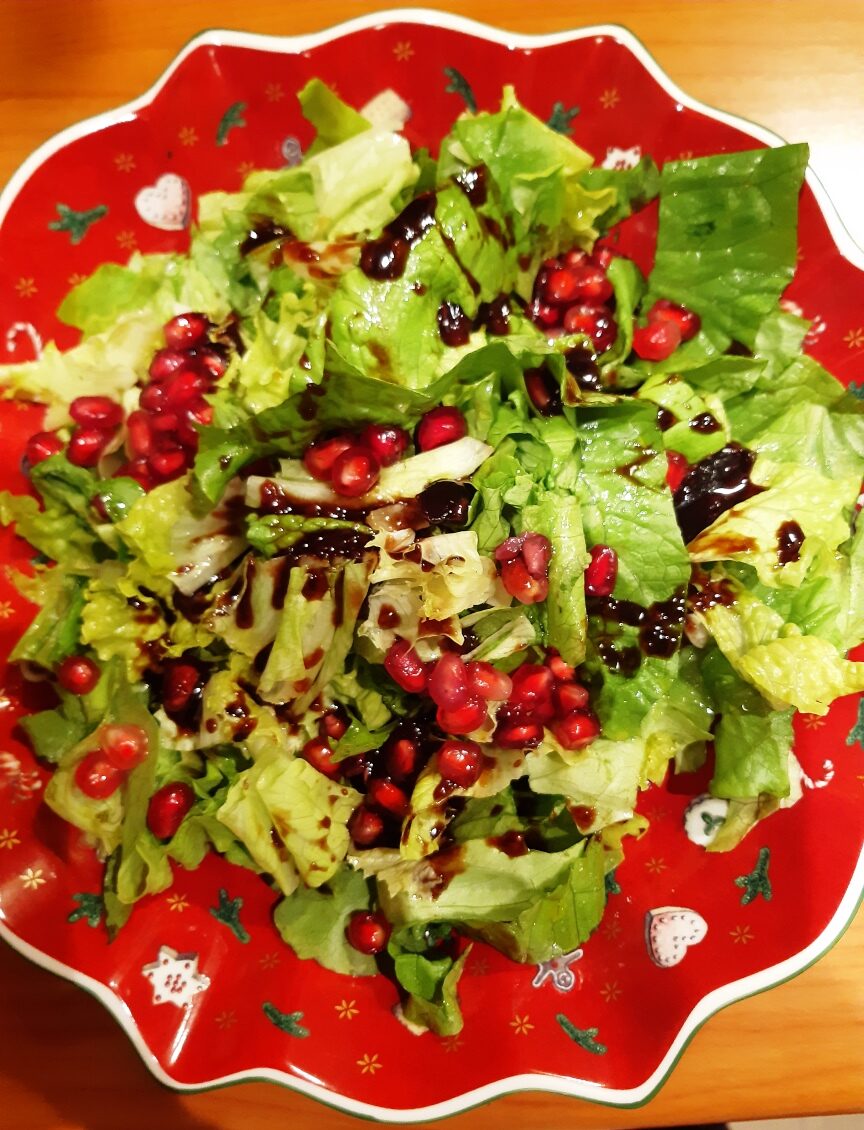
[1,3,863,1127]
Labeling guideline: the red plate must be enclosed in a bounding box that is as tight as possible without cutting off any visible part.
[1,12,862,1122]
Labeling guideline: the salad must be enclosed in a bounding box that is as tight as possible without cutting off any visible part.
[1,79,863,1037]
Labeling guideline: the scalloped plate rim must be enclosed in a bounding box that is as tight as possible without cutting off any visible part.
[1,9,863,1121]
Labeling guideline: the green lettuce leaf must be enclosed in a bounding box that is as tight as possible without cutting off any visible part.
[274,863,376,976]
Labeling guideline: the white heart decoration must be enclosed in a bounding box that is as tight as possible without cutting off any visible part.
[645,906,708,968]
[134,173,191,231]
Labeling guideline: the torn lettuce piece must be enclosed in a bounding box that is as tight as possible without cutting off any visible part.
[526,736,646,832]
[274,863,376,976]
[389,925,469,1037]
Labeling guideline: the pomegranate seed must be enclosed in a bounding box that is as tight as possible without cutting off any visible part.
[163,369,209,409]
[56,655,100,695]
[139,383,166,412]
[24,431,64,466]
[543,267,581,305]
[348,804,384,846]
[666,450,690,493]
[386,737,419,780]
[384,640,428,694]
[494,716,544,749]
[67,427,109,468]
[527,298,562,328]
[331,445,380,497]
[302,433,354,481]
[437,738,484,789]
[415,406,467,452]
[126,410,154,457]
[147,781,195,839]
[346,910,390,955]
[163,312,210,350]
[562,304,618,353]
[521,533,552,578]
[428,652,471,709]
[91,494,110,522]
[555,682,591,713]
[591,245,617,271]
[195,346,228,381]
[551,710,601,750]
[319,709,348,742]
[149,348,191,382]
[101,723,149,770]
[569,264,614,303]
[547,653,575,681]
[70,396,123,430]
[151,411,180,435]
[367,777,410,819]
[120,457,155,491]
[584,544,618,598]
[632,319,681,361]
[302,737,340,779]
[524,367,562,417]
[360,423,410,467]
[564,248,590,269]
[467,661,513,702]
[74,751,124,799]
[437,694,487,735]
[510,664,556,721]
[494,534,526,563]
[186,397,213,427]
[648,298,701,343]
[149,448,188,480]
[500,558,549,604]
[162,663,201,714]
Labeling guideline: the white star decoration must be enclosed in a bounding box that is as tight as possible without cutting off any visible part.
[532,947,583,992]
[142,945,210,1008]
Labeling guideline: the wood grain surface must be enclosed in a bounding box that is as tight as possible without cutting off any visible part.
[1,3,863,1128]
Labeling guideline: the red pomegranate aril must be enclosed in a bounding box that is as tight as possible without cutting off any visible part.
[494,534,525,563]
[24,431,64,466]
[386,737,420,781]
[584,544,619,598]
[543,267,581,305]
[547,653,575,681]
[495,717,544,749]
[551,710,601,750]
[70,396,123,430]
[437,694,487,735]
[415,406,467,452]
[149,449,188,480]
[346,910,390,955]
[120,457,155,490]
[319,709,348,742]
[437,738,484,789]
[101,723,149,770]
[500,558,549,605]
[428,652,471,710]
[302,738,340,779]
[139,383,166,412]
[195,346,228,380]
[648,298,701,343]
[186,397,213,427]
[150,411,180,435]
[149,348,191,383]
[360,423,410,467]
[67,427,109,468]
[562,304,618,353]
[510,664,556,719]
[527,298,561,328]
[521,533,552,578]
[632,319,681,361]
[666,450,689,493]
[564,248,590,269]
[467,661,513,702]
[147,781,195,840]
[348,805,384,847]
[302,433,354,481]
[384,640,428,694]
[164,369,209,409]
[590,245,617,271]
[74,751,124,799]
[570,264,614,304]
[162,663,201,714]
[331,445,380,498]
[126,410,154,457]
[56,655,100,695]
[555,681,591,713]
[524,367,562,416]
[163,312,210,350]
[367,777,410,819]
